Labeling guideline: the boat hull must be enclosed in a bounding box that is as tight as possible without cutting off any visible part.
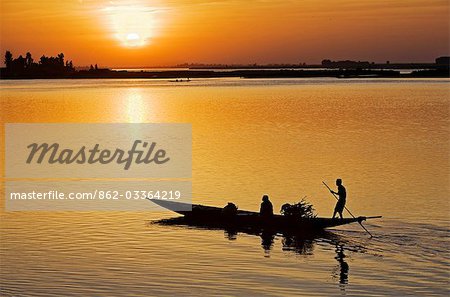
[150,199,371,233]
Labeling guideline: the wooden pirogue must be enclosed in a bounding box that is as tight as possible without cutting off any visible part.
[149,199,381,234]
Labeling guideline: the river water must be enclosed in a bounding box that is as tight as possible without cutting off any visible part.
[1,78,449,296]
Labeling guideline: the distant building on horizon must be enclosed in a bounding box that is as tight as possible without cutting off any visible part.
[321,59,371,69]
[435,56,450,65]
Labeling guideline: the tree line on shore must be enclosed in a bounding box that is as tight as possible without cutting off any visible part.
[3,50,75,77]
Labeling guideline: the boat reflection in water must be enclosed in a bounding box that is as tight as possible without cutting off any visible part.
[154,217,360,289]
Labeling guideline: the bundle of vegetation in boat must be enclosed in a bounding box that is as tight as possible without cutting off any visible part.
[280,199,317,219]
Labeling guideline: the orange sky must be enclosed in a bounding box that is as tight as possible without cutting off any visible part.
[0,0,449,67]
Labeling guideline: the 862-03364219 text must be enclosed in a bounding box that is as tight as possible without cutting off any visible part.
[9,190,183,200]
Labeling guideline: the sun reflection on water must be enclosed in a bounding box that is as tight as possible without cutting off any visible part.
[125,88,147,123]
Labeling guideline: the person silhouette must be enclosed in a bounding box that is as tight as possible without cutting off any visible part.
[259,195,273,218]
[330,179,346,219]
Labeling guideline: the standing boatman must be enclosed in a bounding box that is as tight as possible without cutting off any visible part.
[330,178,346,219]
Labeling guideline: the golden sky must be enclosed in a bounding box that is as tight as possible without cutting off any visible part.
[0,0,449,67]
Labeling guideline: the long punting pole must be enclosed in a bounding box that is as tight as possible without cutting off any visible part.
[322,181,374,238]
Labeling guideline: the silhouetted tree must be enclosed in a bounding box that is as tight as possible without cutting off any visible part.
[13,55,26,71]
[57,53,64,66]
[40,55,47,65]
[5,51,13,69]
[65,60,74,70]
[321,59,332,67]
[25,52,33,68]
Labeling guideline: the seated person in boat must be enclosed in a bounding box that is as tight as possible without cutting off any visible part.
[222,202,238,217]
[330,179,346,219]
[260,195,273,218]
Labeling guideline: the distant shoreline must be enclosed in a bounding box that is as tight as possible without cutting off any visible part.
[2,51,448,80]
[1,68,449,80]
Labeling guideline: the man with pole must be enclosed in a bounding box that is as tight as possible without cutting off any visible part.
[323,179,376,237]
[329,178,346,219]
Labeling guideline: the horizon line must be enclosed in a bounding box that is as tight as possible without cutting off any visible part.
[94,59,449,69]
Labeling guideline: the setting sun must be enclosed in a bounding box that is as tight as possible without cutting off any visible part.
[123,33,144,47]
[103,4,160,48]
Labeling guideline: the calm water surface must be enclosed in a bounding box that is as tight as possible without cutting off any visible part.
[1,78,449,296]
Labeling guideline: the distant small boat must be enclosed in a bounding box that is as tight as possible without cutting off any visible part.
[168,78,191,82]
[149,199,381,234]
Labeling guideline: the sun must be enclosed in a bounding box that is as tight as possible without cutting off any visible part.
[124,32,145,47]
[103,4,160,48]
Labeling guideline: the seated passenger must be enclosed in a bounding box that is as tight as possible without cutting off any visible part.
[259,195,273,218]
